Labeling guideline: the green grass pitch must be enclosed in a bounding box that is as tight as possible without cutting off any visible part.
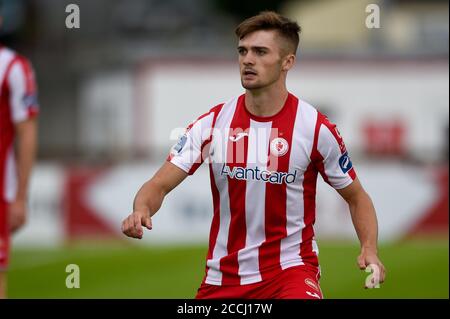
[8,238,448,298]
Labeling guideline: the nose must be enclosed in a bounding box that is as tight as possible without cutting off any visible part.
[242,52,255,66]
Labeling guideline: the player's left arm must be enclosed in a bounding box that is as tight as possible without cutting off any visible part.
[9,118,38,233]
[7,56,39,233]
[336,178,386,284]
[315,113,385,285]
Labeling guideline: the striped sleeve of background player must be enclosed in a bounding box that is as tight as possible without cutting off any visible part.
[7,56,39,123]
[167,105,221,175]
[316,115,357,189]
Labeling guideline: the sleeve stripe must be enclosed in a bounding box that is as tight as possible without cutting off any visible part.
[310,111,324,162]
[20,57,37,95]
[349,167,357,180]
[3,56,19,85]
[310,112,331,183]
[320,113,347,154]
[5,55,39,123]
[321,122,357,181]
[169,103,225,176]
[311,111,356,187]
[187,103,224,175]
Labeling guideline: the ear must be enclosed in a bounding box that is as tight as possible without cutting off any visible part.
[282,54,296,72]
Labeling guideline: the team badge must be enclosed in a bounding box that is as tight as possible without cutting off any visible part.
[270,137,289,157]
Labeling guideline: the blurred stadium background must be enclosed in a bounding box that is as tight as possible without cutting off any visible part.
[1,0,448,298]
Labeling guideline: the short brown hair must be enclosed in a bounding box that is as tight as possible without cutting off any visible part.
[235,11,301,55]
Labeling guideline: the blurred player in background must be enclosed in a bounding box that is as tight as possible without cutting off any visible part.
[0,14,39,298]
[122,11,385,298]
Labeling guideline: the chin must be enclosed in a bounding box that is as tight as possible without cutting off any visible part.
[241,81,263,90]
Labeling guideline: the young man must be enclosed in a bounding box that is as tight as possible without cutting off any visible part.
[122,11,385,299]
[0,38,39,297]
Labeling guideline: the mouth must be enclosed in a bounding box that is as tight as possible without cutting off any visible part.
[243,69,257,76]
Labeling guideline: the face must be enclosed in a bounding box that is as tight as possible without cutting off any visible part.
[238,30,294,90]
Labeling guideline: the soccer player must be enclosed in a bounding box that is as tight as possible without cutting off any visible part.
[0,18,39,298]
[122,11,386,298]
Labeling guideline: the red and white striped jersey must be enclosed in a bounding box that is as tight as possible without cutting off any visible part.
[168,93,356,286]
[0,46,39,203]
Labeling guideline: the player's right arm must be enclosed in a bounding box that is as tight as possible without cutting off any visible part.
[122,104,220,239]
[121,162,188,239]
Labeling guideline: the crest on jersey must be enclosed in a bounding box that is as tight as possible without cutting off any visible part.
[270,137,289,157]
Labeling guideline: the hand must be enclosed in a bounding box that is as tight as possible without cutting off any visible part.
[9,199,27,233]
[357,248,386,288]
[121,209,153,239]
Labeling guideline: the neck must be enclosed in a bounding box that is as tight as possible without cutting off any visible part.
[245,81,289,118]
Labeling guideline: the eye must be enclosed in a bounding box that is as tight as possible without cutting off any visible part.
[238,48,247,55]
[256,49,266,56]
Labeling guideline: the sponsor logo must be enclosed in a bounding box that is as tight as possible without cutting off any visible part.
[339,151,353,174]
[229,132,248,142]
[365,264,381,289]
[270,137,289,157]
[23,94,38,108]
[305,278,320,292]
[220,164,297,185]
[173,134,187,153]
